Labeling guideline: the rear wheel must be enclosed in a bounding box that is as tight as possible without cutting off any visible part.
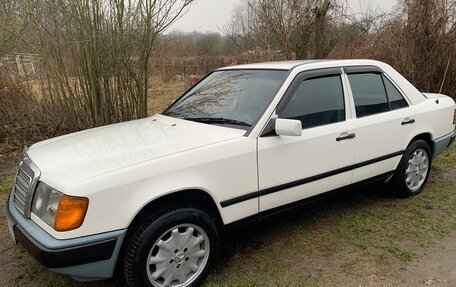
[392,140,432,197]
[124,207,219,287]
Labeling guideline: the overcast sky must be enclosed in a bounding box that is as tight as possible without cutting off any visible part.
[169,0,399,33]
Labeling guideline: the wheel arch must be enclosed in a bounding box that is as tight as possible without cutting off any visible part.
[390,132,434,173]
[118,189,222,285]
[115,188,223,275]
[407,132,434,157]
[127,189,223,233]
[391,133,434,197]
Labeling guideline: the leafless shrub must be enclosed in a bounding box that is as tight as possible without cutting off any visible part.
[223,0,341,59]
[0,72,62,146]
[0,0,193,136]
[330,0,456,98]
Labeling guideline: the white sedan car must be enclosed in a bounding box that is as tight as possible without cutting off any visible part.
[6,60,456,287]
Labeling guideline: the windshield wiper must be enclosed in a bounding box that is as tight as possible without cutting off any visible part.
[184,117,251,127]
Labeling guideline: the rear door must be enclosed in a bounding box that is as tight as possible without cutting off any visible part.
[344,66,414,183]
[258,68,356,211]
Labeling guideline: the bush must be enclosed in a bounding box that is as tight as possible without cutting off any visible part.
[0,72,62,146]
[330,0,456,100]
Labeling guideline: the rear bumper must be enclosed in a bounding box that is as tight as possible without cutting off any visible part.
[449,132,455,148]
[432,131,455,159]
[6,192,126,281]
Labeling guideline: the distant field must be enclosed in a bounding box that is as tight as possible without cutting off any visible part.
[148,77,186,115]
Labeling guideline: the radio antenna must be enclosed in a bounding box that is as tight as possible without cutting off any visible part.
[439,55,451,94]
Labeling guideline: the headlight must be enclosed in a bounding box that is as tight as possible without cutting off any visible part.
[32,182,89,231]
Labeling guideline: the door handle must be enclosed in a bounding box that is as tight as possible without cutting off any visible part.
[336,132,356,141]
[401,118,415,125]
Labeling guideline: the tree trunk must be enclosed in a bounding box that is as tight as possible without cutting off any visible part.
[314,0,330,59]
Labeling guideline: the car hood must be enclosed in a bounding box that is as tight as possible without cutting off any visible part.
[27,114,246,188]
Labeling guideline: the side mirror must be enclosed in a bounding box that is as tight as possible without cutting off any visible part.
[275,118,302,136]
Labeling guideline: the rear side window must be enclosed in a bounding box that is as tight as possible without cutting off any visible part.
[348,73,389,117]
[279,75,345,129]
[382,75,408,110]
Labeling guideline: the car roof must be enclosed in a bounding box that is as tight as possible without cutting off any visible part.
[217,58,427,107]
[216,59,380,71]
[217,60,324,71]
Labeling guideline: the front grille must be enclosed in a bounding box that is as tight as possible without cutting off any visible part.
[12,153,40,217]
[13,167,33,214]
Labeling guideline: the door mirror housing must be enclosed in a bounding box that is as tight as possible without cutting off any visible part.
[275,118,302,136]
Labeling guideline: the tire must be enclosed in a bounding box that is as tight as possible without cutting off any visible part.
[123,206,220,287]
[392,139,432,197]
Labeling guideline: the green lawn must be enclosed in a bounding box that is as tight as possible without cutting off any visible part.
[0,144,455,286]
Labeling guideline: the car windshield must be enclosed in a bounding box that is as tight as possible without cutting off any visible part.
[163,69,287,128]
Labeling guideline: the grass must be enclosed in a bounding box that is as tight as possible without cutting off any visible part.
[0,176,12,211]
[0,136,455,286]
[386,243,412,262]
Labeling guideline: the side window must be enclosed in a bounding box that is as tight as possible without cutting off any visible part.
[279,75,345,129]
[348,73,389,117]
[382,75,409,110]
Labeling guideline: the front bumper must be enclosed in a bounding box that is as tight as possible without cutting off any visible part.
[6,192,126,281]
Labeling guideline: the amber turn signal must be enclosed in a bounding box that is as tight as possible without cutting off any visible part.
[54,195,89,232]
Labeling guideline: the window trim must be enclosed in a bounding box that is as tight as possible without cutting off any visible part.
[381,73,412,107]
[275,68,343,114]
[343,65,384,74]
[343,65,411,109]
[381,74,410,111]
[347,72,391,118]
[276,68,347,130]
[260,67,347,137]
[380,74,392,111]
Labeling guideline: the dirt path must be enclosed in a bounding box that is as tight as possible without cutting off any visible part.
[397,231,456,287]
[348,230,456,287]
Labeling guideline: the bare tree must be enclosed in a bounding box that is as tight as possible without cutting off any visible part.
[0,0,193,131]
[223,0,339,60]
[223,1,275,57]
[314,0,331,58]
[331,0,456,99]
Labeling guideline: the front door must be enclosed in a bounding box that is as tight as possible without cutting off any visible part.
[258,68,356,211]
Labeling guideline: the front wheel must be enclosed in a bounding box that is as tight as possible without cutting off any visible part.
[392,139,432,197]
[123,207,219,287]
